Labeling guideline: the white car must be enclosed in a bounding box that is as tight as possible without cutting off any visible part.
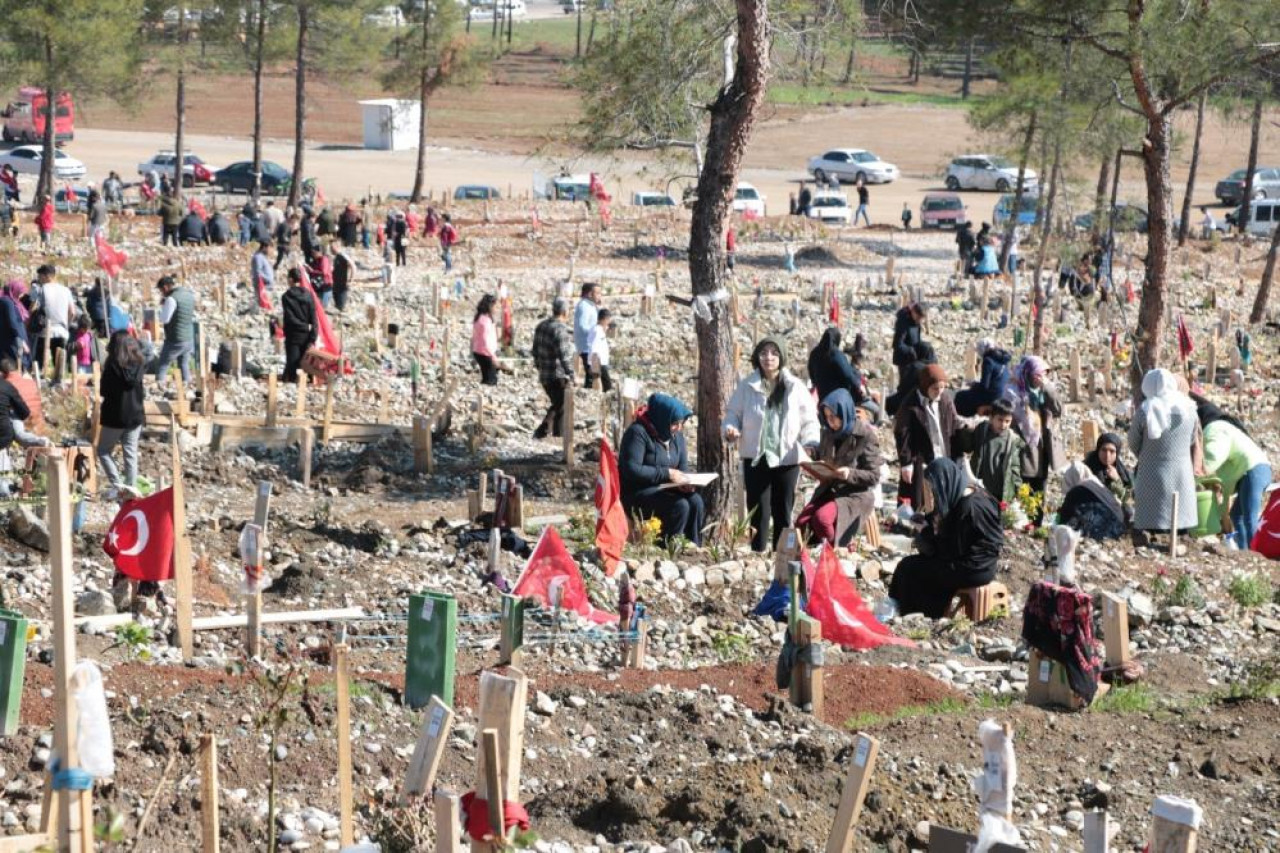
[806,191,852,224]
[732,182,767,217]
[0,145,85,179]
[470,0,527,20]
[945,154,1038,193]
[137,152,218,187]
[632,191,676,207]
[807,148,899,185]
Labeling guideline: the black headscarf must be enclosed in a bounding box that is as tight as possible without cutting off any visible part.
[925,457,970,518]
[752,336,789,409]
[1084,432,1132,488]
[1190,392,1249,437]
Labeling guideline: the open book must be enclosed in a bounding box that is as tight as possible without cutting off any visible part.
[658,472,719,490]
[801,461,844,480]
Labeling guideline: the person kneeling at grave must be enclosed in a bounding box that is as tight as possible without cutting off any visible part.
[886,457,1002,619]
[953,338,1011,417]
[794,389,882,547]
[1057,461,1127,541]
[619,393,704,546]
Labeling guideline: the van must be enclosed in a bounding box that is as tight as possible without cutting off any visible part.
[2,88,74,144]
[552,174,592,201]
[1234,199,1280,238]
[993,193,1040,228]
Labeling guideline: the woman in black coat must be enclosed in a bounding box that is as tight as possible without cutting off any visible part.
[619,393,703,545]
[807,326,858,401]
[96,331,146,495]
[888,458,1002,618]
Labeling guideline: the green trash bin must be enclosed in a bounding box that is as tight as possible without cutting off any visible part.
[0,609,29,736]
[405,592,456,711]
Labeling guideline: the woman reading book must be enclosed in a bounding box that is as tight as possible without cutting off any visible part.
[794,389,884,547]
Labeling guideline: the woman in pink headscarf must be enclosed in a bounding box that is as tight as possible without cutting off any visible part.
[1003,355,1062,503]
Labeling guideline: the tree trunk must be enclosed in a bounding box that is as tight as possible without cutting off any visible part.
[585,3,597,53]
[410,3,433,204]
[36,38,56,202]
[960,37,974,99]
[1249,206,1280,324]
[999,110,1036,272]
[1030,139,1061,355]
[174,1,187,204]
[1239,97,1263,235]
[1091,153,1110,243]
[251,0,267,201]
[798,16,809,87]
[691,0,770,538]
[1176,89,1206,247]
[1132,111,1174,391]
[576,1,583,58]
[289,1,309,209]
[842,38,855,84]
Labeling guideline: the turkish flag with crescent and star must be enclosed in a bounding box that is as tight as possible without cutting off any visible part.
[513,526,614,624]
[103,489,175,582]
[804,544,914,650]
[1249,488,1280,559]
[594,437,628,576]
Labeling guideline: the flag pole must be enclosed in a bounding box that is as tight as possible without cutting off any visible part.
[170,416,194,660]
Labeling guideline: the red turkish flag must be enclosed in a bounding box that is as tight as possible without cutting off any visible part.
[804,544,914,650]
[298,265,341,356]
[1250,488,1280,558]
[594,437,629,576]
[103,489,175,582]
[514,527,614,624]
[500,297,514,349]
[828,284,840,325]
[95,234,127,278]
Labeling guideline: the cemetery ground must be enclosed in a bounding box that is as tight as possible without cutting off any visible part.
[0,195,1277,852]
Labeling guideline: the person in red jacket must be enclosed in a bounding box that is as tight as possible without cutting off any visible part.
[439,214,458,272]
[34,195,54,245]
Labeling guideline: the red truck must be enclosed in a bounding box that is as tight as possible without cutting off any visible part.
[2,88,75,144]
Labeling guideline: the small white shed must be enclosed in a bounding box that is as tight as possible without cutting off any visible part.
[358,99,421,151]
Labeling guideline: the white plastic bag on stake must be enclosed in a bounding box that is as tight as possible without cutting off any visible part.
[239,522,269,594]
[972,719,1020,852]
[72,661,115,778]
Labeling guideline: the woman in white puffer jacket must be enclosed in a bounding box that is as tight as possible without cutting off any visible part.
[724,336,820,552]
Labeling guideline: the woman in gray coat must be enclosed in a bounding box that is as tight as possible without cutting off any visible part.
[1128,368,1199,534]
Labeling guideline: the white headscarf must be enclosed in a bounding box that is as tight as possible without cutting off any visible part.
[1061,460,1123,521]
[1140,368,1194,440]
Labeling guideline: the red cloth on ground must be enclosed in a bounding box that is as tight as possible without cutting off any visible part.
[460,791,530,841]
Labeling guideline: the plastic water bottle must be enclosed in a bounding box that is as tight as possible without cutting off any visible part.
[874,597,900,623]
[73,661,115,778]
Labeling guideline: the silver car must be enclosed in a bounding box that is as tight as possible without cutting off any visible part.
[1214,167,1280,205]
[945,155,1037,193]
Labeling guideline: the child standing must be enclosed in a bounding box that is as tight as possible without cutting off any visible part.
[70,316,95,375]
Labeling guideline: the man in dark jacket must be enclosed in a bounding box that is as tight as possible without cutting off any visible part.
[332,248,353,312]
[158,192,183,246]
[316,205,335,237]
[891,302,928,380]
[956,221,976,265]
[618,393,702,545]
[531,297,575,440]
[299,208,319,258]
[893,363,958,509]
[206,211,232,245]
[807,326,858,401]
[281,268,316,382]
[178,210,208,245]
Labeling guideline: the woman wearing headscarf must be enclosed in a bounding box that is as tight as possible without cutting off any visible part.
[807,326,857,401]
[1058,461,1126,540]
[954,338,1012,417]
[893,362,957,509]
[0,280,27,364]
[887,457,1002,618]
[794,389,883,546]
[1083,432,1133,510]
[885,340,936,418]
[1129,368,1199,537]
[724,337,820,552]
[619,393,703,545]
[1004,354,1063,498]
[1197,400,1271,550]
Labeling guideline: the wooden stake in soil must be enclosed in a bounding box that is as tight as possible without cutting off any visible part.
[246,481,272,658]
[1083,810,1111,853]
[46,454,94,853]
[171,419,194,660]
[412,414,431,475]
[1148,796,1200,853]
[563,385,575,467]
[824,733,880,853]
[480,729,505,849]
[401,696,455,804]
[265,373,278,428]
[1069,348,1081,403]
[201,734,220,853]
[1099,592,1131,670]
[322,379,336,445]
[433,791,464,853]
[335,643,355,847]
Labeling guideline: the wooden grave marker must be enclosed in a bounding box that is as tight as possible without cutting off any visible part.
[401,696,455,804]
[335,643,354,847]
[201,734,220,853]
[825,733,880,853]
[246,480,272,658]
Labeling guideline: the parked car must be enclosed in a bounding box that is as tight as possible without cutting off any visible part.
[551,174,592,201]
[993,193,1041,228]
[1226,199,1280,237]
[945,155,1038,192]
[1214,167,1280,205]
[213,160,291,195]
[0,145,85,179]
[1074,203,1148,234]
[919,192,967,229]
[454,185,501,200]
[54,186,89,212]
[137,152,217,188]
[806,191,852,224]
[632,191,676,207]
[806,148,899,185]
[732,182,767,217]
[470,0,526,20]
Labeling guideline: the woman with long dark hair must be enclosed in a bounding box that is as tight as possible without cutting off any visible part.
[471,294,500,386]
[97,331,146,497]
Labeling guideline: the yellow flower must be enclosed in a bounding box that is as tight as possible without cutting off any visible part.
[644,517,662,535]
